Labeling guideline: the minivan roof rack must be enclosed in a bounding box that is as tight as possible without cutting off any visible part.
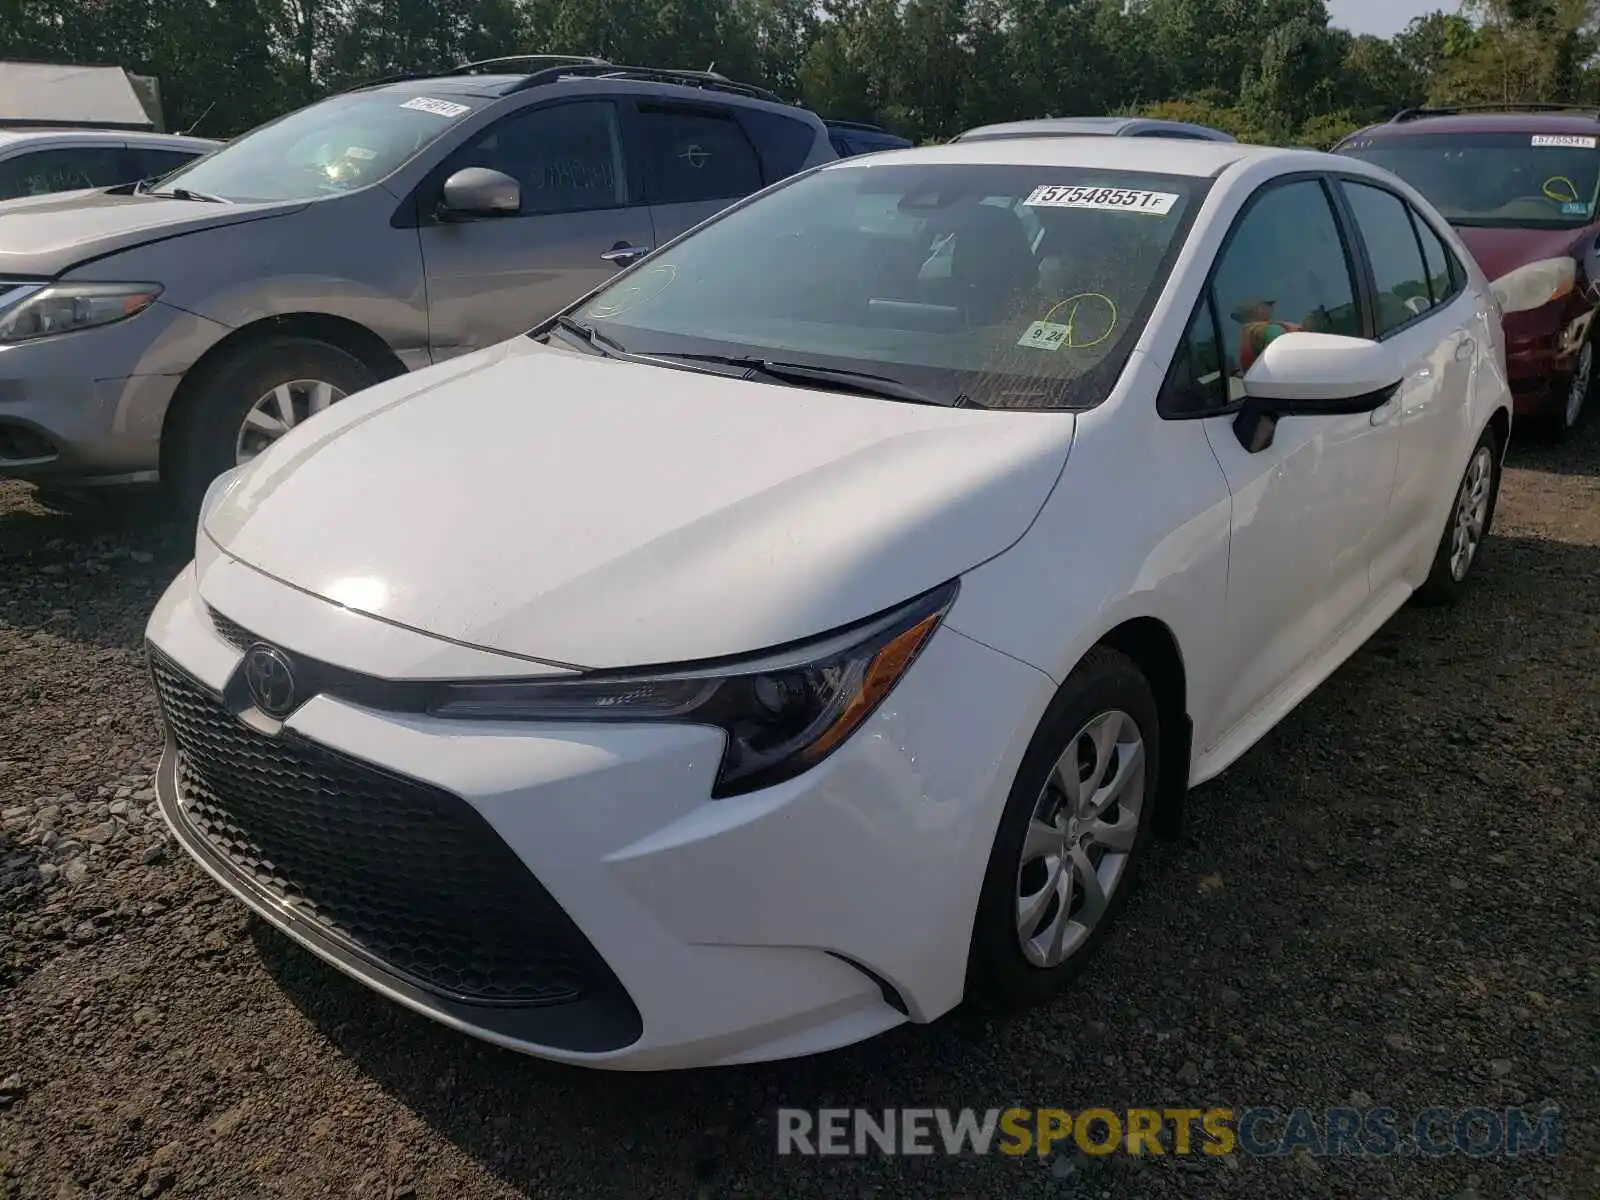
[350,56,786,105]
[1392,102,1600,122]
[505,62,783,104]
[824,119,888,132]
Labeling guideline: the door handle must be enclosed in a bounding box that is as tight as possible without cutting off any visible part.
[1455,337,1476,362]
[601,243,650,266]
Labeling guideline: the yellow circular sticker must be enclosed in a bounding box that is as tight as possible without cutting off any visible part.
[1543,176,1581,205]
[1042,293,1119,349]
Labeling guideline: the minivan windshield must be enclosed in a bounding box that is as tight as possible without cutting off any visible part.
[1337,131,1600,229]
[565,162,1207,409]
[153,89,488,203]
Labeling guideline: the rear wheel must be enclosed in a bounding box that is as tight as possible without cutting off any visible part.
[967,647,1160,1007]
[1413,427,1501,607]
[169,336,374,515]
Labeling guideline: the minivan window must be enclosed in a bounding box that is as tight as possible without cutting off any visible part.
[569,163,1206,410]
[156,90,490,203]
[1337,131,1600,229]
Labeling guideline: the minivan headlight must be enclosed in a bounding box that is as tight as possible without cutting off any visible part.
[428,580,958,797]
[0,283,162,343]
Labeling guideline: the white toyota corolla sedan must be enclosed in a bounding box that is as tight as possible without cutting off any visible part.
[146,136,1544,1071]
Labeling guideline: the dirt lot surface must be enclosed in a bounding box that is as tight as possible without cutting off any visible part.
[1,422,1597,1200]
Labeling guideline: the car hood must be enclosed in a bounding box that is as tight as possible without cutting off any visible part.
[0,189,302,277]
[201,338,1076,670]
[1453,223,1595,283]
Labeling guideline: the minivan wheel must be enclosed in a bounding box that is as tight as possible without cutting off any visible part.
[1555,339,1594,440]
[171,336,375,515]
[967,646,1160,1008]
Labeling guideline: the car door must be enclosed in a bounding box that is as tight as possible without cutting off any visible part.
[415,98,655,361]
[1335,176,1479,590]
[632,99,767,244]
[1160,175,1400,750]
[0,143,127,200]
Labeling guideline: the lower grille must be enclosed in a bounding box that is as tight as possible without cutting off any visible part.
[149,650,615,1007]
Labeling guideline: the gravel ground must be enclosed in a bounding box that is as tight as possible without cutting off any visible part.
[1,423,1598,1200]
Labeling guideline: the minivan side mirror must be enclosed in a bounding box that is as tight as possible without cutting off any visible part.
[439,167,520,219]
[1232,331,1404,453]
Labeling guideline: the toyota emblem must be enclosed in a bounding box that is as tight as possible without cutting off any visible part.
[243,643,298,718]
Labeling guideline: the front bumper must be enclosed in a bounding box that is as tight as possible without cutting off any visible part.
[1504,304,1593,419]
[145,556,1055,1069]
[0,301,225,486]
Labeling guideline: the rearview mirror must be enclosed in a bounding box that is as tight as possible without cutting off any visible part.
[440,167,520,219]
[1490,256,1575,315]
[1233,331,1403,453]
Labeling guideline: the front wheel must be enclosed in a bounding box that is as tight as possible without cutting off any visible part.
[169,336,376,515]
[1551,338,1594,442]
[1413,427,1501,607]
[967,647,1160,1008]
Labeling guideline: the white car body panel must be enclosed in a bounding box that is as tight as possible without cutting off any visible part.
[145,135,1514,1069]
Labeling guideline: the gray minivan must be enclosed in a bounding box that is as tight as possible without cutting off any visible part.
[0,57,834,510]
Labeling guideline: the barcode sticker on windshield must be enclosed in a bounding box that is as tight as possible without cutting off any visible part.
[1532,135,1596,149]
[400,96,471,119]
[1024,184,1179,215]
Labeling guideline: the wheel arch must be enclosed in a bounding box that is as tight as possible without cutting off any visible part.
[1094,616,1192,840]
[1486,404,1511,460]
[159,312,408,481]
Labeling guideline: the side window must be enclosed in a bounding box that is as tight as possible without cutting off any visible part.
[0,147,126,200]
[1211,179,1360,384]
[1343,181,1433,334]
[1159,296,1227,417]
[455,101,625,215]
[829,134,854,157]
[735,108,822,182]
[130,148,202,180]
[1410,207,1463,308]
[638,104,763,204]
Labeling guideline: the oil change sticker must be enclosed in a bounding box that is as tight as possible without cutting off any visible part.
[400,96,471,119]
[1017,320,1070,350]
[1023,184,1179,215]
[1532,134,1597,149]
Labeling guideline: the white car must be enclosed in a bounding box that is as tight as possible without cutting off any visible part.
[147,136,1530,1071]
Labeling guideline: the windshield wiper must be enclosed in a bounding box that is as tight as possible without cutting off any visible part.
[645,352,974,407]
[544,314,628,356]
[142,186,227,203]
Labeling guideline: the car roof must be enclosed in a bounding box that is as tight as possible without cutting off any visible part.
[838,134,1263,177]
[0,128,221,150]
[348,65,804,113]
[955,116,1234,143]
[1351,109,1600,138]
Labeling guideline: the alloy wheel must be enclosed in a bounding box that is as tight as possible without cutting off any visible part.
[1449,445,1495,582]
[1566,341,1592,430]
[235,379,346,465]
[1015,708,1145,969]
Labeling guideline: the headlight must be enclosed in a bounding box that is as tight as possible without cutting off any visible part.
[428,580,958,797]
[0,282,162,344]
[1490,257,1575,317]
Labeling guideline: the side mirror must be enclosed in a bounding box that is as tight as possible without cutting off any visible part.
[439,167,520,219]
[1580,238,1600,304]
[1490,256,1575,315]
[1233,331,1403,453]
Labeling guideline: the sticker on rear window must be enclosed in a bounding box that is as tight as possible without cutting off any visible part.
[400,96,471,119]
[1531,134,1597,149]
[1023,184,1179,214]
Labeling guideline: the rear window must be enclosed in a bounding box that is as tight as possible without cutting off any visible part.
[571,162,1209,410]
[736,108,822,181]
[1338,130,1600,229]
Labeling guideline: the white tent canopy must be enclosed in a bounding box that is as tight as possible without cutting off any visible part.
[0,62,157,130]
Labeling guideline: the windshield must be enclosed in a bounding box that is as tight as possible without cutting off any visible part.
[155,90,488,203]
[1337,131,1600,229]
[566,162,1208,409]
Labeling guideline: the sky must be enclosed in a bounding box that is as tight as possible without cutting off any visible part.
[1326,0,1458,37]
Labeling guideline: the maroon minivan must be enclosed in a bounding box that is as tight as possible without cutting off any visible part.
[1335,107,1600,438]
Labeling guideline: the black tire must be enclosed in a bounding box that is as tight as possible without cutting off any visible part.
[168,336,375,515]
[1412,425,1502,608]
[967,646,1161,1008]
